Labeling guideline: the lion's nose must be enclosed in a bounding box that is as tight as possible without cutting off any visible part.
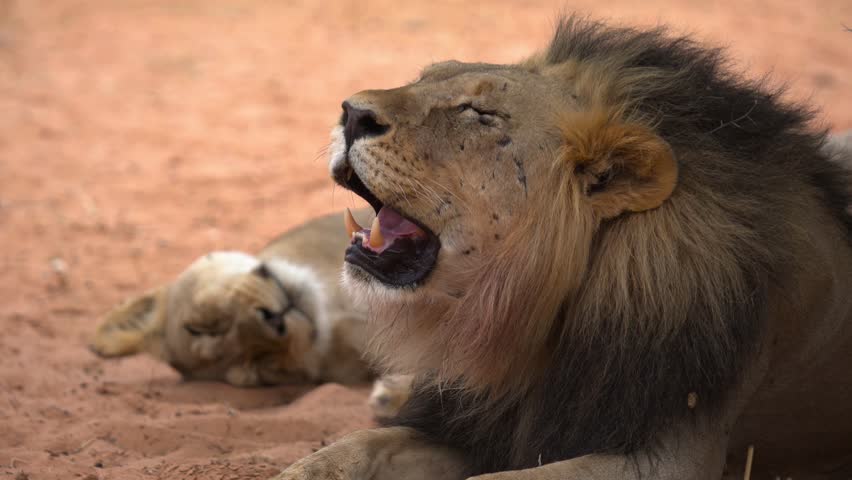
[341,101,389,150]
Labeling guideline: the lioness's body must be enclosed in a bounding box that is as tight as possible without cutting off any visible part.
[259,212,359,315]
[92,209,375,386]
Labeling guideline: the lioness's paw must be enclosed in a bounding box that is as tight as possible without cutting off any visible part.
[224,364,260,387]
[88,330,144,358]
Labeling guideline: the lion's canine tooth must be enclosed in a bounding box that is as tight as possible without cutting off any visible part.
[344,208,362,238]
[369,216,384,248]
[346,168,353,181]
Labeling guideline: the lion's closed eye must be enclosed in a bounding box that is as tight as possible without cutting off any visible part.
[456,103,504,127]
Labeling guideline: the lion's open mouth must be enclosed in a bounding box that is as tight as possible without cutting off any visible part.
[338,171,440,288]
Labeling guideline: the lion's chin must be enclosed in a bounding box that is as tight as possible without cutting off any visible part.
[341,263,421,304]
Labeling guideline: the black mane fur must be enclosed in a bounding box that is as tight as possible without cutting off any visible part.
[386,17,852,475]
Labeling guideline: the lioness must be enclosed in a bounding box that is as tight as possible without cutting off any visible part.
[91,210,376,387]
[277,17,852,480]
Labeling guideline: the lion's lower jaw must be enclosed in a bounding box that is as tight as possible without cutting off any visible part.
[342,263,422,298]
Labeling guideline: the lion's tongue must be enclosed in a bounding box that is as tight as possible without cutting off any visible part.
[365,207,427,252]
[377,207,424,238]
[344,206,427,253]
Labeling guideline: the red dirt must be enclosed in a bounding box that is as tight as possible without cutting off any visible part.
[1,1,850,479]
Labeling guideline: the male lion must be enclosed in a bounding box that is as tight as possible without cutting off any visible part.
[277,18,852,480]
[91,210,376,387]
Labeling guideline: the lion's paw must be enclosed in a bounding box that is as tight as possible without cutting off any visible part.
[368,374,414,419]
[272,455,346,480]
[271,437,371,480]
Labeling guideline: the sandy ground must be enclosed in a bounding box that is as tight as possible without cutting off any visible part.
[0,1,850,479]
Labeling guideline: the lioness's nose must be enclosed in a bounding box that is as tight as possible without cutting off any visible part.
[341,101,389,150]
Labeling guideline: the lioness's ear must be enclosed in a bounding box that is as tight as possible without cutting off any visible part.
[90,288,167,358]
[563,110,677,219]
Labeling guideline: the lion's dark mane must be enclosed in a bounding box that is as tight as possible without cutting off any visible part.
[385,17,852,475]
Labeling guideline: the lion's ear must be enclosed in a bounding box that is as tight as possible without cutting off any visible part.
[563,111,677,219]
[89,288,167,358]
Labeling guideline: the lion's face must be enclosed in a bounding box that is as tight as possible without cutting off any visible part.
[329,59,678,386]
[91,253,325,386]
[330,62,571,296]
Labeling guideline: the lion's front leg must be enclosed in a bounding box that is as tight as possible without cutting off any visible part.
[468,454,723,480]
[274,427,471,480]
[468,423,729,480]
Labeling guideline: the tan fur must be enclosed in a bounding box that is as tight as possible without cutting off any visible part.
[91,210,375,387]
[90,288,167,358]
[561,108,678,217]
